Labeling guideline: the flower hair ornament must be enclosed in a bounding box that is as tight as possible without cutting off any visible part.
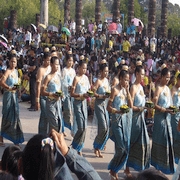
[41,137,54,150]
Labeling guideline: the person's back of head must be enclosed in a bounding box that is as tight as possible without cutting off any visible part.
[1,145,20,171]
[0,170,17,180]
[136,168,169,180]
[7,150,23,177]
[22,134,55,180]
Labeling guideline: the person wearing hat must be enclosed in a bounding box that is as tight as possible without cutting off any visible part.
[51,46,56,52]
[44,47,50,53]
[27,47,38,111]
[137,49,145,62]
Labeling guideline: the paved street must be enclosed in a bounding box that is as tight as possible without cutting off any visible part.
[0,95,174,180]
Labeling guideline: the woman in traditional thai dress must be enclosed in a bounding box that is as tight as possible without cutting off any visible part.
[151,67,175,174]
[92,62,110,158]
[107,70,133,180]
[0,55,24,145]
[171,73,180,164]
[126,65,150,175]
[62,53,76,131]
[36,52,51,135]
[71,60,90,155]
[41,56,63,133]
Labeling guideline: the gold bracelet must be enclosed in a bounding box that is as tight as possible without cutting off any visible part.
[112,108,116,114]
[36,98,40,102]
[127,95,131,100]
[139,107,142,112]
[109,98,113,102]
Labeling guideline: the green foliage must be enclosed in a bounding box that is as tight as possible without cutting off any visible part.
[167,13,180,36]
[120,0,146,28]
[0,0,63,31]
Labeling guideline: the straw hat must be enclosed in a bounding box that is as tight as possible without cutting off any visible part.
[11,50,17,55]
[161,63,167,70]
[136,60,142,66]
[68,50,72,54]
[120,59,125,65]
[44,47,50,52]
[100,59,107,64]
[80,55,84,60]
[122,65,129,71]
[51,46,56,51]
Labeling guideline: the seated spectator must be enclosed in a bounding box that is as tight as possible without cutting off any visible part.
[0,170,17,180]
[22,129,102,180]
[20,72,30,102]
[1,145,21,171]
[6,150,24,179]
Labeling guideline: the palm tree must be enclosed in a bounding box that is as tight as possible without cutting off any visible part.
[36,14,40,27]
[76,0,82,33]
[148,0,156,37]
[128,0,134,24]
[64,0,71,25]
[161,0,168,37]
[95,0,101,24]
[40,0,48,26]
[10,10,17,30]
[112,0,120,23]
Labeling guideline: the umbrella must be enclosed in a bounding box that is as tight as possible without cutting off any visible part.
[47,25,58,32]
[31,24,37,32]
[131,18,144,28]
[108,23,117,31]
[61,27,71,36]
[39,23,47,29]
[0,41,7,48]
[0,35,8,43]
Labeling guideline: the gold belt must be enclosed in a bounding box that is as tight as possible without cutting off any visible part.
[74,97,85,101]
[47,96,59,101]
[7,89,16,93]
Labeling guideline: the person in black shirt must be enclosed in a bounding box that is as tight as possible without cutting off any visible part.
[28,47,38,111]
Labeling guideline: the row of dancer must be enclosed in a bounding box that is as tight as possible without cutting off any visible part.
[0,51,180,180]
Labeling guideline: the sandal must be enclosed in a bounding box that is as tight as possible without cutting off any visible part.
[94,149,99,157]
[109,171,118,180]
[124,170,132,178]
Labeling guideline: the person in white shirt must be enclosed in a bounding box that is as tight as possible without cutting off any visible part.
[97,21,102,34]
[24,29,32,46]
[70,20,76,35]
[129,34,135,47]
[33,32,41,48]
[116,19,122,34]
[150,36,157,53]
[77,34,85,50]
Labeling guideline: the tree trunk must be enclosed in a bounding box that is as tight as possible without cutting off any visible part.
[161,0,168,37]
[10,10,17,30]
[95,0,101,24]
[128,0,134,24]
[35,14,40,27]
[112,0,120,23]
[76,0,82,33]
[148,0,156,37]
[40,0,48,26]
[64,0,71,24]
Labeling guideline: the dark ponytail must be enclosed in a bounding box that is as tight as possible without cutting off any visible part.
[22,134,55,180]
